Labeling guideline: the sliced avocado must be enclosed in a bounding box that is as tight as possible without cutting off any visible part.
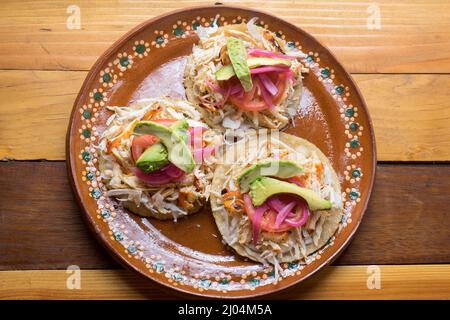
[227,37,252,91]
[133,120,195,173]
[216,57,292,81]
[136,143,169,172]
[249,176,331,211]
[215,65,236,81]
[170,119,189,142]
[135,120,189,173]
[237,159,303,193]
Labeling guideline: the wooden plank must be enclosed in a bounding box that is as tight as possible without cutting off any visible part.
[0,0,449,72]
[334,163,450,265]
[0,265,449,299]
[2,71,450,161]
[0,162,449,270]
[0,161,117,270]
[356,74,450,161]
[0,70,82,161]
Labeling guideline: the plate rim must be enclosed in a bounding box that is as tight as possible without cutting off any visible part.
[66,4,377,299]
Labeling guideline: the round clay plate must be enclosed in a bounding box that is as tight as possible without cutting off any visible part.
[67,5,376,298]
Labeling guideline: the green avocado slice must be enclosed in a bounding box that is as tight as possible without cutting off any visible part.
[133,120,195,173]
[136,121,189,172]
[227,37,252,92]
[136,143,169,172]
[170,118,189,142]
[249,176,331,210]
[237,159,303,193]
[135,120,190,173]
[216,57,292,81]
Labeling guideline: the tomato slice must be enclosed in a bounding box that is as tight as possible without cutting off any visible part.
[131,135,159,162]
[228,79,267,111]
[130,118,176,162]
[151,118,177,126]
[229,95,267,111]
[286,175,307,187]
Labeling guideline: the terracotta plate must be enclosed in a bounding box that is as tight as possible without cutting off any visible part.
[67,5,376,298]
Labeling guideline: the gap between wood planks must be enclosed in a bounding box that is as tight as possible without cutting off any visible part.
[1,70,450,161]
[1,161,449,270]
[0,265,449,299]
[1,0,450,72]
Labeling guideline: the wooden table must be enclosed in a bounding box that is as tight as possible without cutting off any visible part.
[1,0,449,300]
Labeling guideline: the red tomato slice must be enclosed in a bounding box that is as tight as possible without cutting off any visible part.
[286,175,307,187]
[131,135,159,162]
[229,95,267,111]
[228,80,267,111]
[131,118,176,162]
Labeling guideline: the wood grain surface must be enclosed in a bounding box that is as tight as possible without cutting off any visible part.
[1,161,449,270]
[1,0,449,300]
[1,71,449,161]
[1,265,449,299]
[1,0,449,73]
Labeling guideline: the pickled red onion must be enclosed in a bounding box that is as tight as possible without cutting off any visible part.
[267,196,286,212]
[285,203,310,227]
[267,194,298,211]
[247,48,296,60]
[262,194,311,229]
[209,62,294,111]
[250,77,271,109]
[274,201,297,228]
[163,164,185,179]
[130,165,185,185]
[258,73,278,96]
[243,193,269,245]
[206,80,225,94]
[230,84,243,95]
[250,66,290,74]
[258,78,274,109]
